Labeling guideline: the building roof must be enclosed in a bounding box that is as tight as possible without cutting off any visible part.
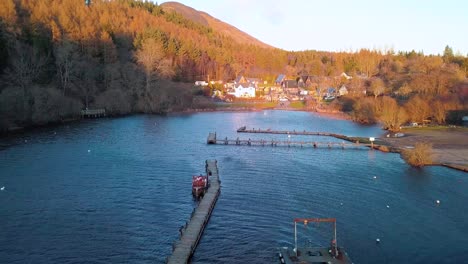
[275,74,286,83]
[283,80,298,88]
[234,75,246,83]
[236,83,254,88]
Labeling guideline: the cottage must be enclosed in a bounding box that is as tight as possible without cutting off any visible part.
[227,83,256,98]
[297,76,307,88]
[275,74,286,85]
[338,85,348,96]
[297,76,316,88]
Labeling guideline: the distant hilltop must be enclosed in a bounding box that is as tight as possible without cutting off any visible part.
[160,1,274,49]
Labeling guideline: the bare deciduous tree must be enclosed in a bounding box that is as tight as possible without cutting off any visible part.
[55,40,77,96]
[135,38,165,93]
[370,78,385,99]
[4,41,49,122]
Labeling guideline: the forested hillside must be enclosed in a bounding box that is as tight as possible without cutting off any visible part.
[0,0,467,131]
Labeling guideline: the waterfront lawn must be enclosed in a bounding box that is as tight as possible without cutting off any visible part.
[289,101,306,109]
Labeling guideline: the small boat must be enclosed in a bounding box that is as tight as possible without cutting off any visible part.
[278,218,352,264]
[237,126,247,132]
[192,174,208,197]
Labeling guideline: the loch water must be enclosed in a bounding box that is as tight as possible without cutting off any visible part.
[1,111,467,263]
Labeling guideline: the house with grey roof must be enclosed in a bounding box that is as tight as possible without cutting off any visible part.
[275,74,286,85]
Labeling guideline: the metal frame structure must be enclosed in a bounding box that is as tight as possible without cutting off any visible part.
[293,218,338,258]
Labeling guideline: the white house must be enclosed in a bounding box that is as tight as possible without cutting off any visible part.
[339,85,348,96]
[228,83,256,98]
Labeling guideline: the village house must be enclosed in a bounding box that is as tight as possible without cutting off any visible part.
[234,75,261,88]
[338,85,348,96]
[297,76,307,88]
[282,80,299,94]
[227,83,256,98]
[296,75,317,88]
[275,74,286,85]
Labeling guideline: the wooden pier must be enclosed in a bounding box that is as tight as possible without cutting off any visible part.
[207,135,371,149]
[81,109,106,118]
[237,126,347,139]
[166,160,220,264]
[235,126,392,150]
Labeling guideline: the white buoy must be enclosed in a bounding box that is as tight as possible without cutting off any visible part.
[87,149,91,153]
[386,205,390,208]
[376,238,380,243]
[373,176,377,179]
[436,200,440,204]
[24,139,28,143]
[1,186,5,191]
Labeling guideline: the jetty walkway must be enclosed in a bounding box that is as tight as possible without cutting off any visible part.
[208,132,374,149]
[237,126,336,136]
[166,160,220,264]
[208,135,369,149]
[237,126,354,141]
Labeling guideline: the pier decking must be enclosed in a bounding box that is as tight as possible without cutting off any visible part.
[81,109,106,118]
[237,126,351,141]
[208,136,370,149]
[166,160,220,264]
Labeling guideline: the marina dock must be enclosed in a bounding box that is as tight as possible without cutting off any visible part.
[207,133,373,149]
[166,160,220,264]
[237,126,353,141]
[237,126,336,137]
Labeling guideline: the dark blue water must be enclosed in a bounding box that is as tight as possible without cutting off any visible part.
[0,111,467,264]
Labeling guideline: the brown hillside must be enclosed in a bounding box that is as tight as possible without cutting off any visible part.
[160,1,274,49]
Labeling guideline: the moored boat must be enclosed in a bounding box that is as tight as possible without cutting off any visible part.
[278,218,352,264]
[192,174,208,197]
